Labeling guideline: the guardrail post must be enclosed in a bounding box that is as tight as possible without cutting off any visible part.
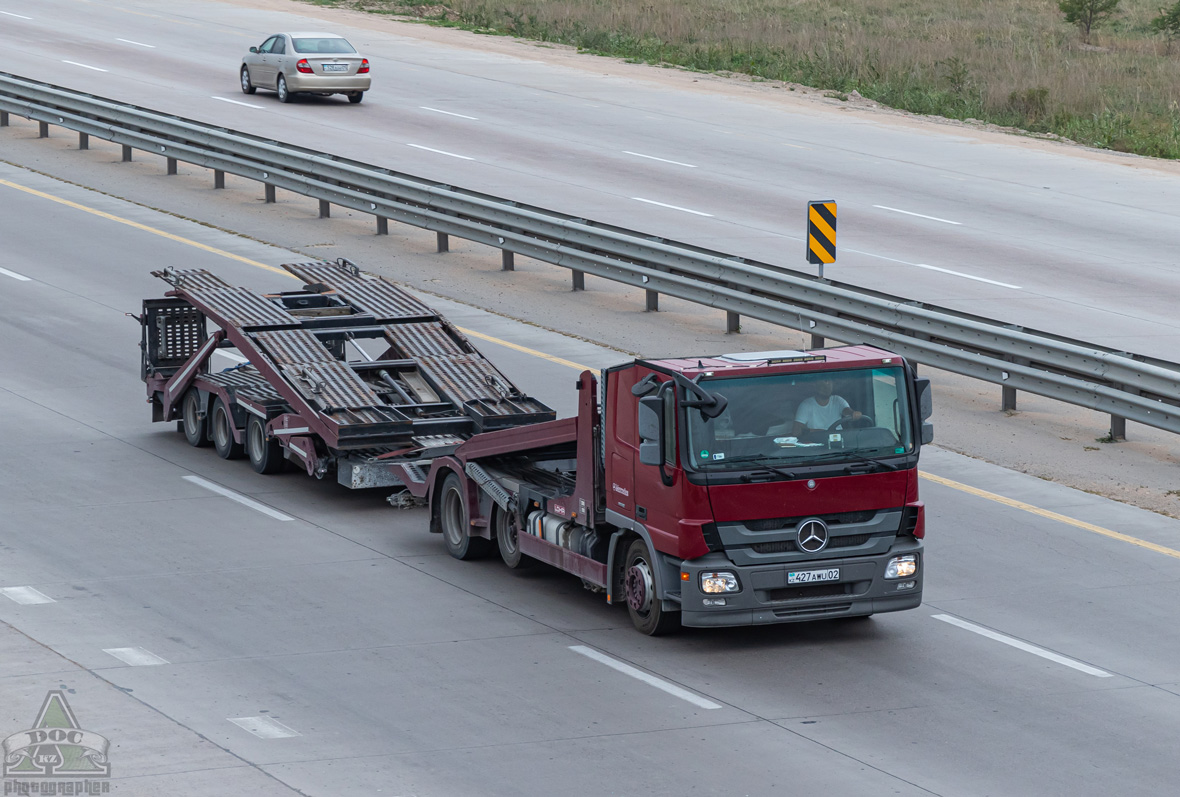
[1110,415,1126,441]
[0,111,8,126]
[122,145,132,162]
[1001,385,1017,412]
[265,184,276,204]
[214,170,225,189]
[646,290,658,311]
[436,232,449,253]
[810,334,825,349]
[38,121,49,138]
[726,311,740,333]
[166,157,177,175]
[376,216,388,235]
[319,200,331,219]
[572,270,585,291]
[502,251,514,271]
[78,132,88,150]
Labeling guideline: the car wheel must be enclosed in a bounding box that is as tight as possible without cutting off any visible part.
[348,91,364,104]
[276,74,293,103]
[240,66,256,95]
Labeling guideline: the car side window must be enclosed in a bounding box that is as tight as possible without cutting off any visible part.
[259,36,277,53]
[272,37,286,55]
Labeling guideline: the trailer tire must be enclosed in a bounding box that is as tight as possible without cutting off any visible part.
[211,397,244,460]
[624,538,680,636]
[182,388,210,447]
[438,473,494,560]
[495,506,534,570]
[247,416,284,474]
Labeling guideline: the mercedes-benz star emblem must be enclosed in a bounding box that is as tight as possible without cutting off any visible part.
[797,518,829,553]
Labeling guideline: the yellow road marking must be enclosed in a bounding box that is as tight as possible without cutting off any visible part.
[457,327,594,372]
[920,471,1180,560]
[0,177,291,277]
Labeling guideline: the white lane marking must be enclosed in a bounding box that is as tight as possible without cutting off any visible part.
[0,10,32,19]
[62,60,108,72]
[212,96,263,109]
[182,475,293,521]
[874,205,962,225]
[784,143,812,150]
[103,647,169,666]
[570,645,723,709]
[631,198,714,217]
[1,587,55,605]
[117,38,156,48]
[0,267,31,281]
[229,716,301,739]
[932,614,1112,677]
[915,264,1021,289]
[406,144,474,160]
[623,151,697,168]
[420,106,478,120]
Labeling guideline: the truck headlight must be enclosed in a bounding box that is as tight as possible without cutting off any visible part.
[885,554,918,579]
[700,571,740,593]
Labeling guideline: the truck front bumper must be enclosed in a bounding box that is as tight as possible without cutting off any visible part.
[676,541,922,627]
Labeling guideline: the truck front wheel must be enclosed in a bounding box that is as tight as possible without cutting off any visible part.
[438,473,494,560]
[624,539,680,636]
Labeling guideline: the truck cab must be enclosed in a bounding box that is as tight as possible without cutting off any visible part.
[603,346,932,631]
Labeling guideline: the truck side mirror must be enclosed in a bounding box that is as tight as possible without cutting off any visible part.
[914,376,934,444]
[638,395,663,466]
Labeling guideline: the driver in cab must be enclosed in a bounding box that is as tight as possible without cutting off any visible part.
[792,378,861,441]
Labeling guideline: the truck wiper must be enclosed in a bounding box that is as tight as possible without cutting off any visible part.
[809,451,900,472]
[714,455,798,481]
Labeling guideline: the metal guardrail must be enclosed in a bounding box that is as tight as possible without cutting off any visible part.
[3,71,1178,437]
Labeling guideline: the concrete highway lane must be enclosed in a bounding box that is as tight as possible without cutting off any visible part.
[3,0,1180,361]
[4,162,1180,795]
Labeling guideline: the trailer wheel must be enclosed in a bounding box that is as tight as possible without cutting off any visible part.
[211,397,244,460]
[247,416,284,474]
[624,538,680,636]
[495,506,533,569]
[182,388,210,447]
[438,473,494,560]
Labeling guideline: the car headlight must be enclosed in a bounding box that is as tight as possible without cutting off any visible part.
[700,571,740,593]
[885,554,918,579]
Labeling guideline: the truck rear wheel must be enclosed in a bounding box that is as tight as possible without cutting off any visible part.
[438,473,494,560]
[624,538,680,636]
[211,397,243,460]
[247,416,284,474]
[182,388,210,447]
[495,506,533,569]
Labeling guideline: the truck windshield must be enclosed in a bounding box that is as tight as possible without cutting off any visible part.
[685,367,914,471]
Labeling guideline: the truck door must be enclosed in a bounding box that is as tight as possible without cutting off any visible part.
[633,383,683,554]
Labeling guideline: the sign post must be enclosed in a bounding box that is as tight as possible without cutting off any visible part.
[806,200,837,278]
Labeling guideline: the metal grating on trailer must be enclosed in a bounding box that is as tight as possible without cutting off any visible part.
[151,268,234,292]
[384,322,469,359]
[252,329,337,365]
[284,262,435,320]
[277,362,390,424]
[186,288,299,328]
[155,305,204,362]
[203,367,285,404]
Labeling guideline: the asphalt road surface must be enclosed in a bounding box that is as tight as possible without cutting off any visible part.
[3,155,1180,797]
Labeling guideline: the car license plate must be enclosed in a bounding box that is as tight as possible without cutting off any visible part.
[322,63,348,73]
[788,568,840,585]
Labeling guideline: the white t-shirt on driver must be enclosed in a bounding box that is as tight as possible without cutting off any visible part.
[794,395,850,431]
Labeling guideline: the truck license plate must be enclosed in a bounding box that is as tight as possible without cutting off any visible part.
[788,568,840,584]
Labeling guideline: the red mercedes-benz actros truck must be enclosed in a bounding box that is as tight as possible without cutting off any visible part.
[141,259,933,635]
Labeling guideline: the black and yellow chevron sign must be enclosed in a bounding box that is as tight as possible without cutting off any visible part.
[807,200,837,265]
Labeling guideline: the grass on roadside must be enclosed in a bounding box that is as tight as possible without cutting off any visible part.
[299,0,1180,159]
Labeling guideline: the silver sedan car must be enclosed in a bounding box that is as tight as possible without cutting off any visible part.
[241,32,371,104]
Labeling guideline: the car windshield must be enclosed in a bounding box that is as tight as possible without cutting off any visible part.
[292,37,356,54]
[685,367,914,472]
